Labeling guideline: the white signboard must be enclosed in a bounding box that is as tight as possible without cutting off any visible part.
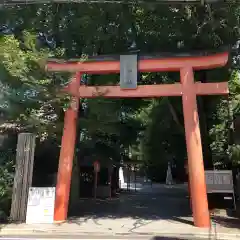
[205,170,234,193]
[26,187,55,224]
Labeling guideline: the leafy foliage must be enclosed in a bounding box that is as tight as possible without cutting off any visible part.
[0,135,16,219]
[0,31,69,136]
[0,1,240,216]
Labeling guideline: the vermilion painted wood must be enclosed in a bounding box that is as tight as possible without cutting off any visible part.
[46,52,228,73]
[54,72,81,223]
[78,84,183,98]
[67,82,228,98]
[180,67,210,228]
[195,82,229,95]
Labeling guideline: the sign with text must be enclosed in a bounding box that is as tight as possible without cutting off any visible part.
[120,54,138,89]
[205,170,234,193]
[26,187,55,224]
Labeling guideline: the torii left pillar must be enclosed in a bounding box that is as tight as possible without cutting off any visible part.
[54,72,81,222]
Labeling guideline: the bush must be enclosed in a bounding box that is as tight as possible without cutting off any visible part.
[0,161,14,220]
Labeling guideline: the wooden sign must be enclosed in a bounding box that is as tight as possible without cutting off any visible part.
[10,133,36,222]
[205,170,234,194]
[120,54,138,89]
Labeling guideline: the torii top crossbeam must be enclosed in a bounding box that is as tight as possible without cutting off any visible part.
[46,51,228,73]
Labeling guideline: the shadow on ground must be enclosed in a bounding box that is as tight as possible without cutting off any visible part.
[212,214,240,229]
[67,184,240,229]
[151,238,181,240]
[208,195,240,229]
[150,237,201,240]
[68,184,192,225]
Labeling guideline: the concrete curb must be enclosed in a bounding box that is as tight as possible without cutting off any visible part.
[1,229,240,240]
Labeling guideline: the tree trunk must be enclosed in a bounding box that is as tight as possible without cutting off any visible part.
[166,97,184,134]
[197,71,213,169]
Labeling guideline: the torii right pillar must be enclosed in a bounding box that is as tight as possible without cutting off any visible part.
[181,66,210,228]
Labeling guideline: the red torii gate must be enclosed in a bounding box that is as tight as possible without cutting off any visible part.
[46,52,229,228]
